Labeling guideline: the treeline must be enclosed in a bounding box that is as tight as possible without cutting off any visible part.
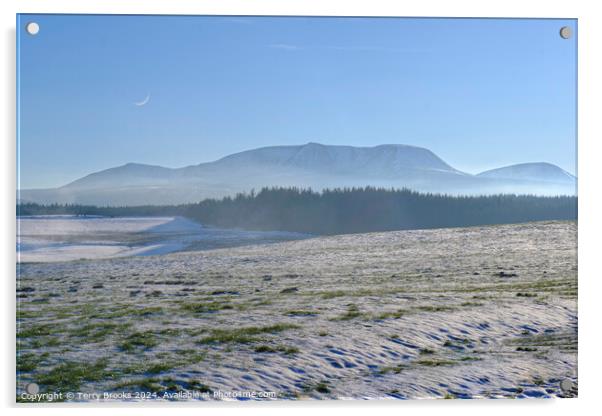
[17,187,577,235]
[17,203,172,217]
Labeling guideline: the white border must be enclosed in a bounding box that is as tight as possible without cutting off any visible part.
[2,1,601,415]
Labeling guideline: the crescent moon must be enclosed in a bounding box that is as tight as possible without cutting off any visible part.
[134,93,151,107]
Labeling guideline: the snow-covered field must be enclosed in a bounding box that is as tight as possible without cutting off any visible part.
[16,221,577,401]
[17,216,308,263]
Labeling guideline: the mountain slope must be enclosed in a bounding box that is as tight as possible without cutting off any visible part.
[65,163,177,189]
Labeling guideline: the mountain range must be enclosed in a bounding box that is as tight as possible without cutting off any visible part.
[19,142,576,206]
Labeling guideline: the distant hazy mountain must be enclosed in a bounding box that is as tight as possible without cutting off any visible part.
[19,143,577,206]
[477,162,576,183]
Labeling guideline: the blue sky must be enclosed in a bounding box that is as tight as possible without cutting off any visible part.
[18,15,577,189]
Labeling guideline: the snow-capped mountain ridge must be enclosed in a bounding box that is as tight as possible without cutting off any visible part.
[20,142,577,206]
[205,142,458,174]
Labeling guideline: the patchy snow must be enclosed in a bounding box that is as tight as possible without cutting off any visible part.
[16,221,577,401]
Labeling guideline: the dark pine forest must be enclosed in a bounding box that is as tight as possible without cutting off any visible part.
[17,187,577,235]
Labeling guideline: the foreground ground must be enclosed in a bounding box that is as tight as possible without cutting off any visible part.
[16,221,577,401]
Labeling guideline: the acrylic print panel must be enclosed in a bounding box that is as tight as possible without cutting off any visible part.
[16,14,577,402]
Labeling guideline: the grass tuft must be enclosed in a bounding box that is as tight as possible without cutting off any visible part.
[197,324,299,345]
[119,331,158,352]
[332,304,364,321]
[37,359,113,393]
[415,359,456,367]
[254,344,300,355]
[180,301,233,314]
[285,310,318,316]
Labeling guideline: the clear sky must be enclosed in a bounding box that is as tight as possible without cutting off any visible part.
[17,15,577,189]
